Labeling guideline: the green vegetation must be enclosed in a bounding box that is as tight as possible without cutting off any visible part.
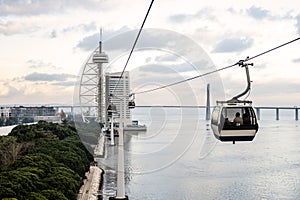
[0,121,94,200]
[75,120,100,145]
[74,120,101,154]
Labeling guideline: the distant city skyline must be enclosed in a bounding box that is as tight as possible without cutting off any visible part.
[0,1,300,106]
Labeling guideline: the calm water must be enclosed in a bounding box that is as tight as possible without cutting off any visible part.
[98,107,300,200]
[0,125,17,136]
[0,123,36,136]
[1,108,299,199]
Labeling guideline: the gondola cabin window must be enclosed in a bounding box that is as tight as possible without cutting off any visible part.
[222,106,257,129]
[222,107,243,124]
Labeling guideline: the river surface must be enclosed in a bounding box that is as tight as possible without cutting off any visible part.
[97,107,300,200]
[0,125,17,136]
[0,123,37,136]
[1,108,298,199]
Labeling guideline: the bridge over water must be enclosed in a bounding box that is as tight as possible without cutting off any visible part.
[57,105,300,121]
[1,105,299,121]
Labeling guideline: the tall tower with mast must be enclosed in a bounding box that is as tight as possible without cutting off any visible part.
[92,29,109,124]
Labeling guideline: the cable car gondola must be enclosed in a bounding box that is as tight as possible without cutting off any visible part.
[128,101,135,109]
[107,104,117,117]
[128,93,135,109]
[211,100,258,143]
[211,59,259,144]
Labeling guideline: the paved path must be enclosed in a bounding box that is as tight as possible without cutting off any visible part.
[94,134,105,157]
[78,166,102,200]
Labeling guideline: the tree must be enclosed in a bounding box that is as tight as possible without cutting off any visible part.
[0,136,21,170]
[2,198,18,200]
[26,192,47,200]
[0,122,94,200]
[43,166,81,199]
[0,170,39,198]
[41,190,68,200]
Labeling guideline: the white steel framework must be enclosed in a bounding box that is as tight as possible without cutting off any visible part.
[79,46,108,123]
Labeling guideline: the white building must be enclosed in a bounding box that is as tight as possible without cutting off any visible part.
[0,107,11,118]
[105,71,131,125]
[0,106,57,123]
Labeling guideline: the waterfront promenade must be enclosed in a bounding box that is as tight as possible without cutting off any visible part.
[78,166,103,200]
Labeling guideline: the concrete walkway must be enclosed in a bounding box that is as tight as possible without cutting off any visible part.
[94,134,105,157]
[78,166,103,200]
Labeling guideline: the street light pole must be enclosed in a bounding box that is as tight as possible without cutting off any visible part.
[110,116,115,146]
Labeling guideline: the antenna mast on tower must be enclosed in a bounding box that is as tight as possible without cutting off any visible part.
[99,28,102,53]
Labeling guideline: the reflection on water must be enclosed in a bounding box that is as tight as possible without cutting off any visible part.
[97,108,300,200]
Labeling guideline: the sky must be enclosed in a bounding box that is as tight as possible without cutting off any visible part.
[0,0,300,106]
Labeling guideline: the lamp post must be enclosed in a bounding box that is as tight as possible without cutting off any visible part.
[110,116,115,146]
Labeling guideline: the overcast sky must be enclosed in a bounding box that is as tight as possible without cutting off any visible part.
[0,0,300,106]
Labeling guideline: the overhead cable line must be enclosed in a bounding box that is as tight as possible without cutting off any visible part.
[112,0,155,94]
[247,37,300,61]
[134,36,300,95]
[135,62,237,95]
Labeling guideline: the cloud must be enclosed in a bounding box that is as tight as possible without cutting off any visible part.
[130,65,198,96]
[135,63,182,75]
[0,20,40,35]
[62,22,97,33]
[0,17,97,36]
[0,75,76,104]
[24,72,76,82]
[195,8,216,20]
[253,81,300,97]
[103,28,214,61]
[131,64,189,86]
[0,81,74,104]
[0,1,114,36]
[155,54,178,62]
[50,30,57,38]
[0,0,113,17]
[213,37,254,53]
[229,5,291,21]
[293,57,300,63]
[169,8,215,23]
[0,0,60,16]
[227,7,240,14]
[0,13,97,36]
[52,81,76,86]
[221,73,300,105]
[75,26,131,51]
[76,33,98,51]
[27,60,59,69]
[50,22,97,39]
[169,14,190,23]
[296,15,300,34]
[0,81,18,98]
[247,6,271,20]
[130,63,219,106]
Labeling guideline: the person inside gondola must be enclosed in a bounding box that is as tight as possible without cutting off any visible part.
[224,117,230,124]
[243,109,251,125]
[234,112,243,126]
[223,117,231,128]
